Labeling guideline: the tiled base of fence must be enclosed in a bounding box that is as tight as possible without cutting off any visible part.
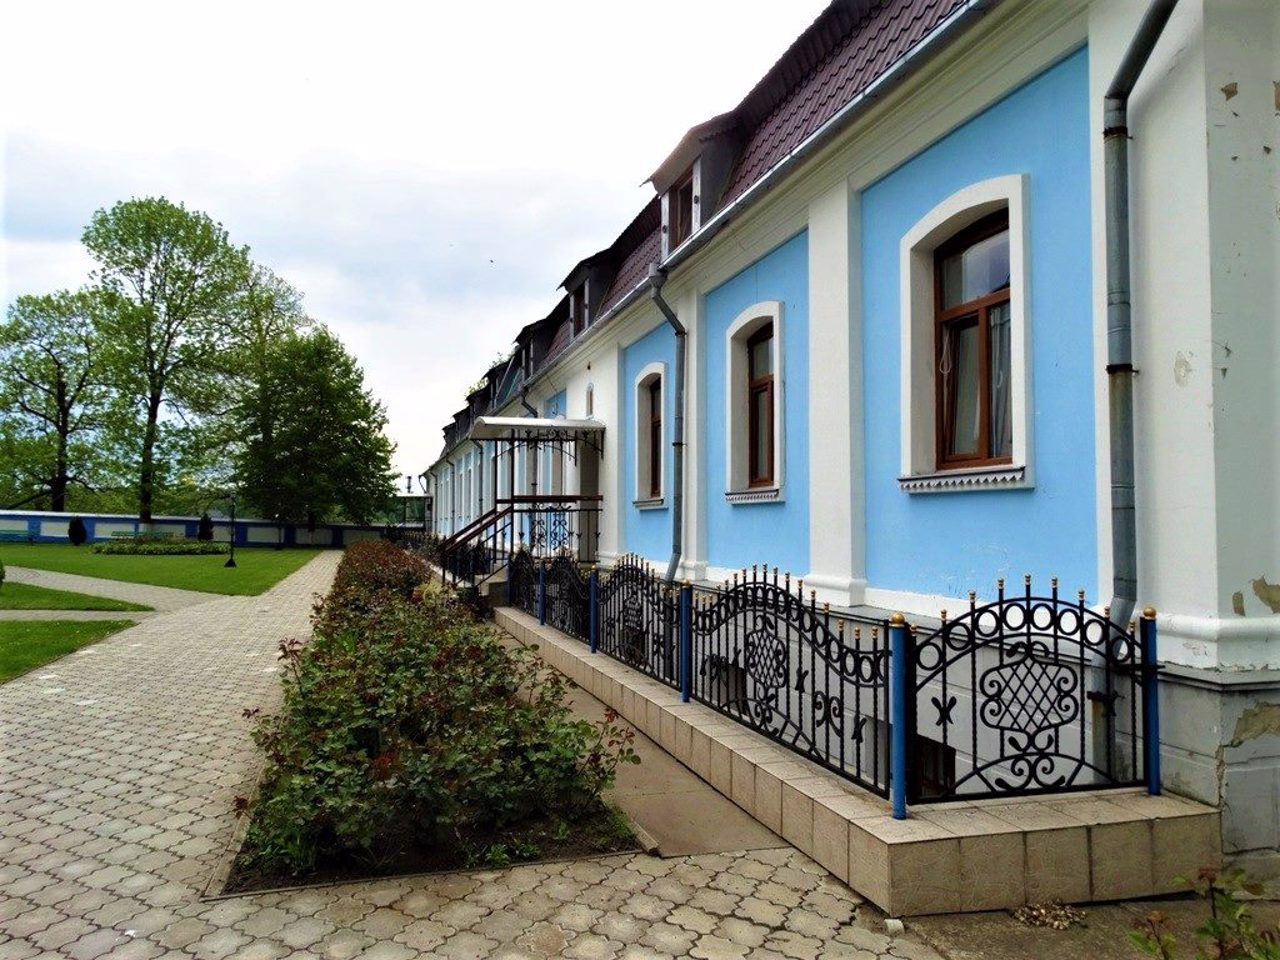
[496,606,1222,916]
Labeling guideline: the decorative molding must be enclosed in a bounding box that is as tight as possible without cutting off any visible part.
[899,174,1034,484]
[725,487,783,505]
[898,464,1028,494]
[633,497,667,511]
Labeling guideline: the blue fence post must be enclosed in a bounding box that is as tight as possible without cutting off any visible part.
[679,583,693,703]
[588,568,599,653]
[889,613,909,820]
[538,561,547,626]
[1141,607,1161,796]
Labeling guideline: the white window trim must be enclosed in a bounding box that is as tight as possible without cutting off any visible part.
[633,361,666,505]
[899,174,1033,493]
[725,301,785,499]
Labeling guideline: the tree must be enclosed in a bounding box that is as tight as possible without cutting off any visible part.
[84,197,252,522]
[0,291,114,510]
[236,328,396,527]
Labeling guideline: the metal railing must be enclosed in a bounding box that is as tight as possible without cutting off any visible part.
[437,495,602,587]
[509,562,1161,816]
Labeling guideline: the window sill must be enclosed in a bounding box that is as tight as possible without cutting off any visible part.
[725,487,783,505]
[898,464,1028,494]
[633,497,666,511]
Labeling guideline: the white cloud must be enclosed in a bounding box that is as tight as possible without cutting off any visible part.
[1,0,829,475]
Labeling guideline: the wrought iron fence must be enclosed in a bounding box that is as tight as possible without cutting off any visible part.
[507,549,539,618]
[502,560,1161,817]
[597,555,680,689]
[905,576,1150,803]
[691,567,890,796]
[544,553,590,643]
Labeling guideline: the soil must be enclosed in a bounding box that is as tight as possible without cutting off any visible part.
[222,801,639,895]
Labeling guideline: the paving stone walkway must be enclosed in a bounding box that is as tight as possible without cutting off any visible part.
[3,567,218,612]
[0,551,943,960]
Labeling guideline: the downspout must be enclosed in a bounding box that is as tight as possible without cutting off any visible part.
[1104,0,1179,630]
[649,264,687,583]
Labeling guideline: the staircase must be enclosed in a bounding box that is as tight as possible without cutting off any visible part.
[437,494,603,593]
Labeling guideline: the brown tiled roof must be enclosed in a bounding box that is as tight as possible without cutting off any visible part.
[721,0,967,205]
[597,225,661,317]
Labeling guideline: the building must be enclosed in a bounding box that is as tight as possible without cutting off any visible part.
[425,0,1280,875]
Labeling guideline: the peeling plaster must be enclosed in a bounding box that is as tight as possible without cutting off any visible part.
[1233,591,1247,616]
[1224,702,1280,750]
[1222,81,1239,101]
[1174,351,1193,386]
[1252,577,1280,614]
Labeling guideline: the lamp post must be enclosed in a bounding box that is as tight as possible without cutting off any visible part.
[224,491,238,569]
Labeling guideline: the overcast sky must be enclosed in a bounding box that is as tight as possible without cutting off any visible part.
[1,1,828,480]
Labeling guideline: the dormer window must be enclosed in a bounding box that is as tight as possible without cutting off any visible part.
[570,286,587,337]
[522,346,532,378]
[669,171,695,250]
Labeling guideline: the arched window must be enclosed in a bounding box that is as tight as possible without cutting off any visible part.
[899,175,1031,492]
[585,383,594,418]
[747,324,775,486]
[634,363,665,503]
[935,213,1012,466]
[725,301,784,498]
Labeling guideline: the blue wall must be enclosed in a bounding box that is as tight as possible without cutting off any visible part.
[621,323,676,559]
[0,511,381,547]
[703,230,810,574]
[542,390,567,486]
[860,48,1097,598]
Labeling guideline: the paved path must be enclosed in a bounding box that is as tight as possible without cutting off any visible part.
[3,567,217,613]
[0,551,943,960]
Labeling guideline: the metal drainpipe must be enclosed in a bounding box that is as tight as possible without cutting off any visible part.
[649,264,687,584]
[1104,0,1179,630]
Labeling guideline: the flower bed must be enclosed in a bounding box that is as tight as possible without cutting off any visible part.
[228,540,637,890]
[92,537,229,556]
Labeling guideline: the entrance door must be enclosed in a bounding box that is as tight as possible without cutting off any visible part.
[577,439,600,563]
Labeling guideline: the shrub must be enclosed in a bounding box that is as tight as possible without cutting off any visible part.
[197,514,215,541]
[237,542,635,875]
[68,516,88,546]
[0,560,5,592]
[93,538,230,556]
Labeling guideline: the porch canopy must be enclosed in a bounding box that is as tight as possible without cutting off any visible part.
[470,415,604,456]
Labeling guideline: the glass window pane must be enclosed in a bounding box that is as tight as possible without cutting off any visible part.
[750,331,772,378]
[989,302,1012,459]
[945,319,981,458]
[941,228,1010,309]
[752,387,772,481]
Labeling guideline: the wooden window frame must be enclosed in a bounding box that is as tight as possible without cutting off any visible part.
[746,324,775,487]
[647,378,663,499]
[933,211,1012,470]
[669,172,694,250]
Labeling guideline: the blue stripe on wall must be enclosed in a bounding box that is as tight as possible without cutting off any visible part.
[703,229,810,574]
[860,47,1096,599]
[621,323,676,560]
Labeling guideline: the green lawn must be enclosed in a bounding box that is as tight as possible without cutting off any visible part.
[0,544,323,596]
[0,620,133,682]
[0,582,152,612]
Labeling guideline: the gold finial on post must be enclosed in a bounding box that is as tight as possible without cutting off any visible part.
[1142,606,1157,619]
[890,612,906,625]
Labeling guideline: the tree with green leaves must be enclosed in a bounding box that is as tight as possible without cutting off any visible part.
[0,290,115,511]
[84,197,253,522]
[235,327,396,528]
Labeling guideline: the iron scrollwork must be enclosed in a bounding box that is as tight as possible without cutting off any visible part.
[910,577,1145,801]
